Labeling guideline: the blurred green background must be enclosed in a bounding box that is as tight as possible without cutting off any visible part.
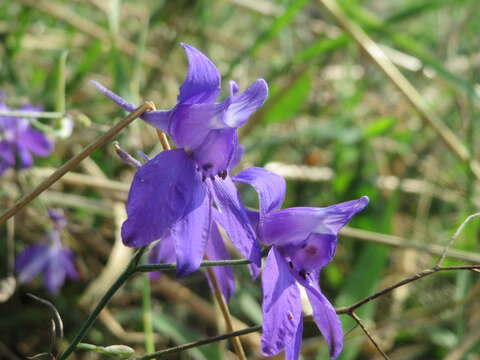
[1,0,480,359]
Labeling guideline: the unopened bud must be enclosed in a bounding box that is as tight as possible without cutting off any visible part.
[103,345,135,358]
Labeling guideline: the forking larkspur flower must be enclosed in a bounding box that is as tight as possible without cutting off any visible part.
[233,167,369,359]
[93,43,268,279]
[0,93,53,176]
[15,209,78,294]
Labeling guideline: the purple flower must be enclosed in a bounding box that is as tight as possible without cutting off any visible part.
[0,94,53,176]
[233,167,369,359]
[93,43,268,279]
[15,209,77,294]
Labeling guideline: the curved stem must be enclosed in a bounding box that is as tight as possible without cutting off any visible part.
[58,247,147,360]
[136,258,251,272]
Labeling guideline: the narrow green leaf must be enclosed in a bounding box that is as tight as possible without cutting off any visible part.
[152,312,219,360]
[55,50,68,114]
[228,0,311,74]
[293,35,348,64]
[263,67,312,124]
[362,116,396,139]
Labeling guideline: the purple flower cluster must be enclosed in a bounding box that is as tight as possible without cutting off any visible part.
[15,209,78,294]
[95,44,369,359]
[0,94,53,176]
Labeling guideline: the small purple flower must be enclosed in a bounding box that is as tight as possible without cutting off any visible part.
[93,43,268,279]
[15,209,77,294]
[233,167,369,359]
[0,94,53,176]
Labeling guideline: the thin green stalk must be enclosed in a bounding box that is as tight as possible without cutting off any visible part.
[0,111,64,118]
[58,247,147,360]
[135,259,252,273]
[56,50,68,115]
[142,275,155,353]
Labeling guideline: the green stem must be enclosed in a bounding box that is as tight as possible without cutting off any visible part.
[136,258,251,273]
[58,247,147,360]
[142,274,155,353]
[0,111,64,118]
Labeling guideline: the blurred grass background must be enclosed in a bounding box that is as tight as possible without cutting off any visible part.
[1,0,480,359]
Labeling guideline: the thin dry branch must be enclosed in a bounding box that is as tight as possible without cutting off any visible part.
[349,312,390,360]
[336,265,480,314]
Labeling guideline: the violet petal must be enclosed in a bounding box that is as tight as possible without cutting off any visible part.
[44,248,67,294]
[229,144,244,170]
[148,235,176,280]
[168,102,225,151]
[0,141,15,175]
[205,221,235,301]
[208,177,261,266]
[261,247,302,356]
[191,128,237,177]
[17,145,33,169]
[234,166,286,217]
[229,80,239,96]
[173,192,212,277]
[121,149,205,247]
[178,43,221,104]
[60,248,78,280]
[294,272,343,359]
[285,315,303,360]
[289,233,337,272]
[17,129,53,156]
[223,79,268,128]
[15,244,50,283]
[262,196,369,247]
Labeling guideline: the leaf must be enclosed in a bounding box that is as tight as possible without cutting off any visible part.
[362,116,396,139]
[152,311,220,360]
[263,68,312,124]
[227,0,311,74]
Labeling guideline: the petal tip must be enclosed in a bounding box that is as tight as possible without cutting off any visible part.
[356,196,370,211]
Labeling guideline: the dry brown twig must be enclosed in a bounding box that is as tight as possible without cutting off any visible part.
[349,312,390,360]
